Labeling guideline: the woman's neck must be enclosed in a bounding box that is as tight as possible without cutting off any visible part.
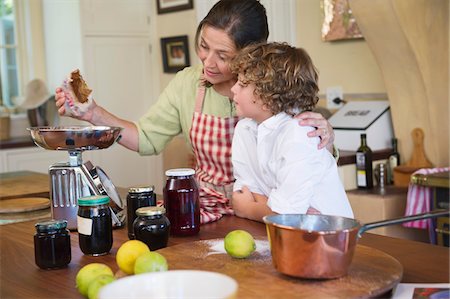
[212,79,236,100]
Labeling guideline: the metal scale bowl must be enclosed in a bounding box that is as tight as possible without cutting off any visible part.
[28,126,125,230]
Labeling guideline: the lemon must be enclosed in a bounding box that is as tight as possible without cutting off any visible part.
[224,230,256,258]
[134,252,168,274]
[116,240,151,274]
[87,274,116,299]
[76,263,114,296]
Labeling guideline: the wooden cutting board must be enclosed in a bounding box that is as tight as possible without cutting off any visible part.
[158,238,403,299]
[0,197,50,213]
[0,171,49,199]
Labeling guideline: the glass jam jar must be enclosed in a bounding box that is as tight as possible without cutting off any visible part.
[127,186,156,239]
[163,168,200,236]
[133,206,170,250]
[34,219,71,269]
[77,195,113,256]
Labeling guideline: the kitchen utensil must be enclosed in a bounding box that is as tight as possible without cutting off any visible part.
[98,270,238,299]
[27,126,122,151]
[263,209,449,279]
[27,126,125,230]
[394,128,433,187]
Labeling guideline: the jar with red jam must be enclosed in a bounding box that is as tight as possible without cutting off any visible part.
[163,168,200,236]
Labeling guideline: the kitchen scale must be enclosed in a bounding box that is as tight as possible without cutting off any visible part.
[28,126,125,230]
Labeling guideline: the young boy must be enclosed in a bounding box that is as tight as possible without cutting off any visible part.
[230,42,353,222]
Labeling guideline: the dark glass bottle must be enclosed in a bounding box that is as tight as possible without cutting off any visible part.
[356,134,373,188]
[387,138,401,184]
[133,206,170,250]
[127,186,156,239]
[77,195,113,256]
[163,168,200,236]
[34,220,71,269]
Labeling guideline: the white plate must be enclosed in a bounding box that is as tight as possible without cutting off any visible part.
[98,270,238,299]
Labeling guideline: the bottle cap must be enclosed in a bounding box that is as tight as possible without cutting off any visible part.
[128,186,154,193]
[35,219,68,232]
[78,195,110,206]
[165,168,195,177]
[136,206,166,216]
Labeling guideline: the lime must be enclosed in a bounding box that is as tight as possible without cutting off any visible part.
[116,240,151,274]
[87,274,116,299]
[134,252,168,274]
[76,263,114,296]
[224,230,256,258]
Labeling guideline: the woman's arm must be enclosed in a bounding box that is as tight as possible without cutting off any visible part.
[55,87,139,151]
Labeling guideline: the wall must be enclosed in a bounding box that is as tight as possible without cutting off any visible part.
[296,0,386,96]
[154,1,387,98]
[155,9,199,90]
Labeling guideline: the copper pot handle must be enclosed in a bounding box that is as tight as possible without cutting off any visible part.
[357,209,450,237]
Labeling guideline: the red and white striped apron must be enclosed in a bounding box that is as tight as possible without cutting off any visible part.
[189,76,240,224]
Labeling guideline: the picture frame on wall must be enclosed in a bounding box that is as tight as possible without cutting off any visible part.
[160,35,190,73]
[157,0,193,14]
[321,0,363,41]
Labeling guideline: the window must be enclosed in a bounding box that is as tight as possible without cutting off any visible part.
[0,0,19,107]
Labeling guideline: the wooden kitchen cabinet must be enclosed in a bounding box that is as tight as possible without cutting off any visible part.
[347,186,429,242]
[80,0,151,36]
[79,0,163,191]
[0,147,68,174]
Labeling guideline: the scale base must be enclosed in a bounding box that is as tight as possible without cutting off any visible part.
[49,161,125,230]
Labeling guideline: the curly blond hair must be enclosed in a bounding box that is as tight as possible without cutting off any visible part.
[230,42,319,115]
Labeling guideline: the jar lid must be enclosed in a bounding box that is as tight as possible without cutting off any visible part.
[78,195,110,206]
[136,206,166,216]
[128,186,154,193]
[35,219,68,232]
[165,168,195,177]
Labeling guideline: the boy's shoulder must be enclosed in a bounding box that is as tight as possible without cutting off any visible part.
[277,113,313,134]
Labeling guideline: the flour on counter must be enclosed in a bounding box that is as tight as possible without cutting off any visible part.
[202,239,271,257]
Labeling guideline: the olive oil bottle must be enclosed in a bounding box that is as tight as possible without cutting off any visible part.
[387,138,401,184]
[356,134,373,188]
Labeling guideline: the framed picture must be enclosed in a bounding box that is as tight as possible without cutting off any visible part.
[160,35,190,73]
[157,0,193,14]
[321,0,363,41]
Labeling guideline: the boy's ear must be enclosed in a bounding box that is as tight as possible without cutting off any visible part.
[262,104,271,111]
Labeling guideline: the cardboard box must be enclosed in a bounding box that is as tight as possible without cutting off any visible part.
[329,101,394,151]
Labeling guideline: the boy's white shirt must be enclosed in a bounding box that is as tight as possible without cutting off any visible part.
[232,112,354,218]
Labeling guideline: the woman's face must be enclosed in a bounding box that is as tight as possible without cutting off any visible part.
[197,25,237,85]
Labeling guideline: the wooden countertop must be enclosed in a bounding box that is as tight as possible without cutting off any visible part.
[0,136,35,150]
[0,216,449,298]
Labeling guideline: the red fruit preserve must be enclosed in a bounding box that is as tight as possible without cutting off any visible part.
[163,168,200,236]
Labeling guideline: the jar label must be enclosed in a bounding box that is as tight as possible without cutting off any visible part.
[77,216,93,236]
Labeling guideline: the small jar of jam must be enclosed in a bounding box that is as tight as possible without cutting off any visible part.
[133,206,170,250]
[127,186,156,239]
[77,195,113,256]
[163,168,200,236]
[34,219,71,270]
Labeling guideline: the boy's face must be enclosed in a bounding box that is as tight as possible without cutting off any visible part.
[231,75,272,123]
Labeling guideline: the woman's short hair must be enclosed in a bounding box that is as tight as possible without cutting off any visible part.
[231,42,319,115]
[195,0,269,52]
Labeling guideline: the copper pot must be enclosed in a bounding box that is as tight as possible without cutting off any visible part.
[263,210,449,279]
